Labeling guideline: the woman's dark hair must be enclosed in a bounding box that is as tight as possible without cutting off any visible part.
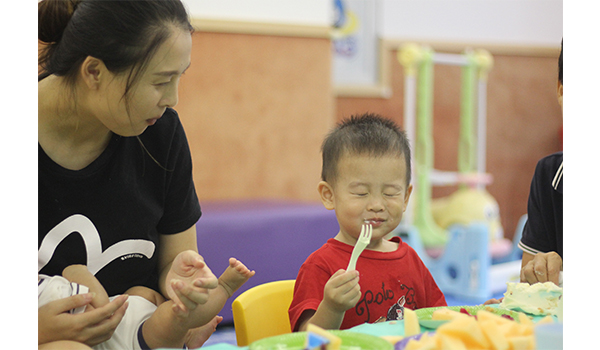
[321,113,412,186]
[558,39,562,84]
[38,0,193,97]
[39,0,193,170]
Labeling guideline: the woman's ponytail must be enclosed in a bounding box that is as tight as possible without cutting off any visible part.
[38,0,80,44]
[38,0,82,78]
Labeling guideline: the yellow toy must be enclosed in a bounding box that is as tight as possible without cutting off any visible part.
[431,187,504,242]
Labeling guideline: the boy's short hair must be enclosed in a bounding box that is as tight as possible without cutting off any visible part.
[321,113,412,185]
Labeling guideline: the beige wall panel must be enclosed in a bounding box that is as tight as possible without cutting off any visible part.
[177,32,335,202]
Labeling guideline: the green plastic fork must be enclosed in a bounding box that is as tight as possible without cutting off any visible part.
[347,223,372,271]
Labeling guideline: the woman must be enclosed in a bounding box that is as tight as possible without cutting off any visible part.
[38,0,218,347]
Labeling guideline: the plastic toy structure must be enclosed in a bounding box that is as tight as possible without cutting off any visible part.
[394,44,523,301]
[431,187,503,243]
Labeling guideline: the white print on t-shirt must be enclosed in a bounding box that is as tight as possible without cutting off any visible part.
[38,214,155,274]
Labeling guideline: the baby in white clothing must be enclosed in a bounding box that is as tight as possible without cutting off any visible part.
[38,258,254,349]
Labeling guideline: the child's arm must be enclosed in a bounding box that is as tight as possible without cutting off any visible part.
[141,258,254,349]
[62,265,110,309]
[297,269,361,331]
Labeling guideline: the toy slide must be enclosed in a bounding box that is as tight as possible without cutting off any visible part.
[398,44,498,250]
[392,215,526,301]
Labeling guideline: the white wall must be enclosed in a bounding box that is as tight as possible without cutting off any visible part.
[182,0,331,26]
[380,0,562,46]
[183,0,562,47]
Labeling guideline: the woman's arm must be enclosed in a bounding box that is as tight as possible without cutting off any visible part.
[158,225,199,297]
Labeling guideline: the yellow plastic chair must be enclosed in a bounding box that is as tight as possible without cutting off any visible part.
[231,279,295,346]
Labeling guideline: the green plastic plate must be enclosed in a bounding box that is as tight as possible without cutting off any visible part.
[417,319,448,329]
[249,331,393,350]
[415,305,521,322]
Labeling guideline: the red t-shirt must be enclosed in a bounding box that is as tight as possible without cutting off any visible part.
[289,236,446,330]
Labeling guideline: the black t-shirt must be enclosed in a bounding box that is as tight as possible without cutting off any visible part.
[38,108,201,296]
[519,152,563,258]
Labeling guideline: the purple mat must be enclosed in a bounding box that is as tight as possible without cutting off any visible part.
[195,200,339,324]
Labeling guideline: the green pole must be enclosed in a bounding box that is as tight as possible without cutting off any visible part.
[458,50,477,183]
[413,47,448,248]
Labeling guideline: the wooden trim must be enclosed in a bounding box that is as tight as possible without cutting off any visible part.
[335,38,560,98]
[190,18,330,39]
[382,39,560,57]
[334,84,392,98]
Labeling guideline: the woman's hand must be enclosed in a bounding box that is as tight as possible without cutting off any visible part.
[165,250,219,315]
[38,293,128,346]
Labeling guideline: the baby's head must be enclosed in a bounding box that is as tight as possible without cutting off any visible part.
[318,113,412,243]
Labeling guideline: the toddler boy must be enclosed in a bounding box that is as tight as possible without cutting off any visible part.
[288,113,446,331]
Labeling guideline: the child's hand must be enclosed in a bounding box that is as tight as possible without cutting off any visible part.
[322,269,361,313]
[483,297,503,305]
[166,250,219,315]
